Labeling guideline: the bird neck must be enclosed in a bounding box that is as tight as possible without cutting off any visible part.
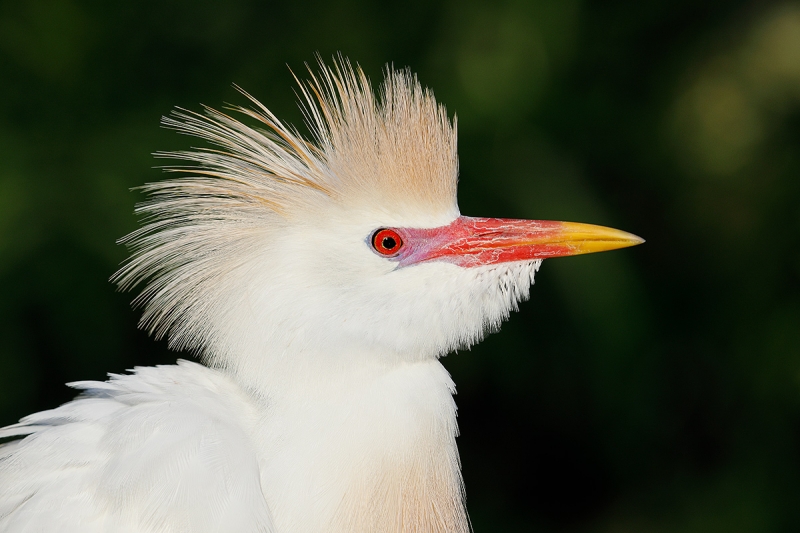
[223,355,469,533]
[216,341,433,399]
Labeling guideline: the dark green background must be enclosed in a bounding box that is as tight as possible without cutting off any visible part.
[2,0,800,531]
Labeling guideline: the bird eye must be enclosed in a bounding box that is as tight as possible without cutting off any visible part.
[372,228,403,256]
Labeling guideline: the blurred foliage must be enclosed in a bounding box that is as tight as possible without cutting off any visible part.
[1,0,800,531]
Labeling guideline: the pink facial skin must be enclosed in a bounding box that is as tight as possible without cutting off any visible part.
[384,217,582,268]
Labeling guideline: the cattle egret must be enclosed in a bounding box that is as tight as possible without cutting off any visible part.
[0,58,643,533]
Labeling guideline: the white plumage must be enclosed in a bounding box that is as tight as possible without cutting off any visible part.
[1,362,273,532]
[0,58,641,532]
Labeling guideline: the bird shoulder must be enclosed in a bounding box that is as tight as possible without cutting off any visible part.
[0,360,273,533]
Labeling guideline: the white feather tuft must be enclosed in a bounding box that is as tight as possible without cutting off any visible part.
[113,57,460,361]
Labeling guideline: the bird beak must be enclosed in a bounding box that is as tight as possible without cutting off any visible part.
[401,216,644,268]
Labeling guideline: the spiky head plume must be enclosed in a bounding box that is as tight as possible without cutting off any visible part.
[113,58,460,357]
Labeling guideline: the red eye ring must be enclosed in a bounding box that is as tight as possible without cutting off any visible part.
[372,228,403,256]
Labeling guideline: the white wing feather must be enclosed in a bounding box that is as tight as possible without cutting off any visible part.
[0,361,274,533]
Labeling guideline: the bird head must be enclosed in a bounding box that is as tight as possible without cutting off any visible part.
[114,58,642,382]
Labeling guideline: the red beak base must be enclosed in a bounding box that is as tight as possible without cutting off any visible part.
[397,216,644,268]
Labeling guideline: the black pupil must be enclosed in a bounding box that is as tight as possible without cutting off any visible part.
[382,236,397,250]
